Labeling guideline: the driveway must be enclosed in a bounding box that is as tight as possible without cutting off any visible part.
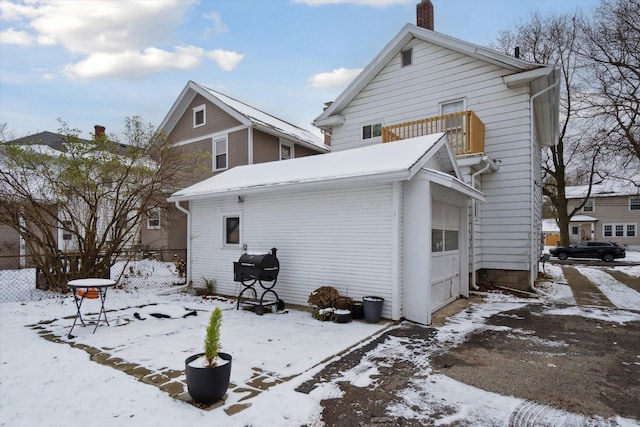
[299,263,640,426]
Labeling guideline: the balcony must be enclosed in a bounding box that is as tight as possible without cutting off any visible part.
[382,110,485,156]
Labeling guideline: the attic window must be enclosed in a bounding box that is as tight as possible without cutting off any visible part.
[362,123,382,140]
[401,48,412,67]
[193,105,206,128]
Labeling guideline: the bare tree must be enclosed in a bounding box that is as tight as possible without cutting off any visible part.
[493,12,602,246]
[0,117,204,291]
[579,0,640,182]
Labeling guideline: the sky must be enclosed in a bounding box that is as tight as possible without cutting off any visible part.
[1,255,639,425]
[0,0,600,141]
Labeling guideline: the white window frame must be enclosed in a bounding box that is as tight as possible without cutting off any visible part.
[213,136,228,171]
[401,48,412,67]
[362,122,382,141]
[280,141,294,160]
[603,223,636,238]
[222,212,242,248]
[193,104,206,128]
[146,208,161,230]
[629,197,640,211]
[582,199,594,213]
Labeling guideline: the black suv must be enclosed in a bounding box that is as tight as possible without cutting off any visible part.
[549,241,626,262]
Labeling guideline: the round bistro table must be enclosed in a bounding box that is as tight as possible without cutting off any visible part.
[67,278,116,338]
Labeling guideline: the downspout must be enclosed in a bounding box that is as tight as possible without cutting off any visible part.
[529,79,559,293]
[470,156,493,290]
[174,201,192,286]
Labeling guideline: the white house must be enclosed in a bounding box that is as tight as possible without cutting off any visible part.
[169,134,483,324]
[313,10,559,291]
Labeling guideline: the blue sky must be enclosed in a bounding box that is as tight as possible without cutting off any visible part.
[0,0,599,141]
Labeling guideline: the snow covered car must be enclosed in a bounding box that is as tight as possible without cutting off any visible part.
[549,241,626,262]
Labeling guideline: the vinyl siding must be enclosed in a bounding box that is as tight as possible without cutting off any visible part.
[330,37,536,273]
[189,182,397,319]
[567,196,640,246]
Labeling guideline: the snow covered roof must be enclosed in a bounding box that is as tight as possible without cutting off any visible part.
[169,134,481,202]
[159,81,327,152]
[565,179,640,199]
[570,215,598,222]
[542,219,559,233]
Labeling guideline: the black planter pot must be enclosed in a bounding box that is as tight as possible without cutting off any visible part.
[363,296,384,323]
[351,301,364,319]
[185,352,232,404]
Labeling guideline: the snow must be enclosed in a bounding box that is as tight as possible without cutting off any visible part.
[1,254,640,426]
[168,134,446,201]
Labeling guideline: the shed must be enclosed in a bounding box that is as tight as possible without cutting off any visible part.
[169,134,484,325]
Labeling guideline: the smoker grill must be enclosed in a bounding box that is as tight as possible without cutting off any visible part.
[233,248,284,315]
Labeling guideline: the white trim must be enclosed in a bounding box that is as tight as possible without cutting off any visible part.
[213,135,228,171]
[361,121,383,141]
[279,140,294,160]
[582,199,595,213]
[391,181,402,321]
[170,125,247,148]
[603,223,637,238]
[146,207,161,230]
[193,104,206,128]
[222,211,242,249]
[629,196,640,211]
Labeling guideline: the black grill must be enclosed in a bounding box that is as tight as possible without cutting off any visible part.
[233,248,284,315]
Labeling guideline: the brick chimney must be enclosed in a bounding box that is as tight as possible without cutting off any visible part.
[94,125,106,139]
[416,0,434,31]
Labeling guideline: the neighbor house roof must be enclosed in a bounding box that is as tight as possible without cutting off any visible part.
[313,23,560,147]
[565,179,640,199]
[168,134,483,202]
[159,81,327,152]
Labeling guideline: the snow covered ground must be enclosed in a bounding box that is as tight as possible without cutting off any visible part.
[1,253,639,426]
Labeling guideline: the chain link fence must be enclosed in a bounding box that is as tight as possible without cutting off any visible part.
[0,251,187,303]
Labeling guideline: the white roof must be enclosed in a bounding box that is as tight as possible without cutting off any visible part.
[570,215,598,222]
[160,81,327,152]
[169,134,479,202]
[565,179,640,199]
[542,219,559,233]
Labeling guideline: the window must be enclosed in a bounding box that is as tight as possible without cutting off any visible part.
[362,123,382,140]
[401,48,412,67]
[223,215,241,246]
[61,220,72,240]
[147,208,161,229]
[603,223,636,237]
[193,105,206,127]
[280,143,292,160]
[630,197,640,211]
[214,137,228,170]
[582,199,594,213]
[571,226,579,235]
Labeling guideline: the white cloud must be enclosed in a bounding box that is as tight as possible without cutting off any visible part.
[64,45,207,79]
[0,27,33,45]
[2,0,244,79]
[203,11,228,34]
[292,0,413,7]
[309,67,362,89]
[206,49,244,71]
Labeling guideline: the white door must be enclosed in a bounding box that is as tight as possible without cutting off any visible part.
[430,200,461,312]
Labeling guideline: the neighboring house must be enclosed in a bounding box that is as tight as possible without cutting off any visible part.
[169,134,483,325]
[565,180,640,248]
[151,81,328,260]
[313,2,559,292]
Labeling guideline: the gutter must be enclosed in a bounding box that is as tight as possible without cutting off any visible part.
[470,156,498,290]
[529,78,559,293]
[174,201,192,286]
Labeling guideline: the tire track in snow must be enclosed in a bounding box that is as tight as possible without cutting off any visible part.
[575,266,640,310]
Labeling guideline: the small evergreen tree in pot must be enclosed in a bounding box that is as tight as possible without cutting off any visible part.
[185,306,232,404]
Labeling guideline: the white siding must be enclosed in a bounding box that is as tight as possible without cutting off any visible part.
[189,183,397,319]
[329,37,536,274]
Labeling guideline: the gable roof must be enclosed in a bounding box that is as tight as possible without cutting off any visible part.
[159,81,327,152]
[313,24,560,146]
[8,131,91,152]
[168,133,480,202]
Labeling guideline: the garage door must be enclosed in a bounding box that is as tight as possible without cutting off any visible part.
[431,200,460,312]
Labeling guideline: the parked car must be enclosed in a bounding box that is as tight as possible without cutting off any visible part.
[549,241,626,262]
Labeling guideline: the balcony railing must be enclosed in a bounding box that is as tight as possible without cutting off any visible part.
[382,110,485,156]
